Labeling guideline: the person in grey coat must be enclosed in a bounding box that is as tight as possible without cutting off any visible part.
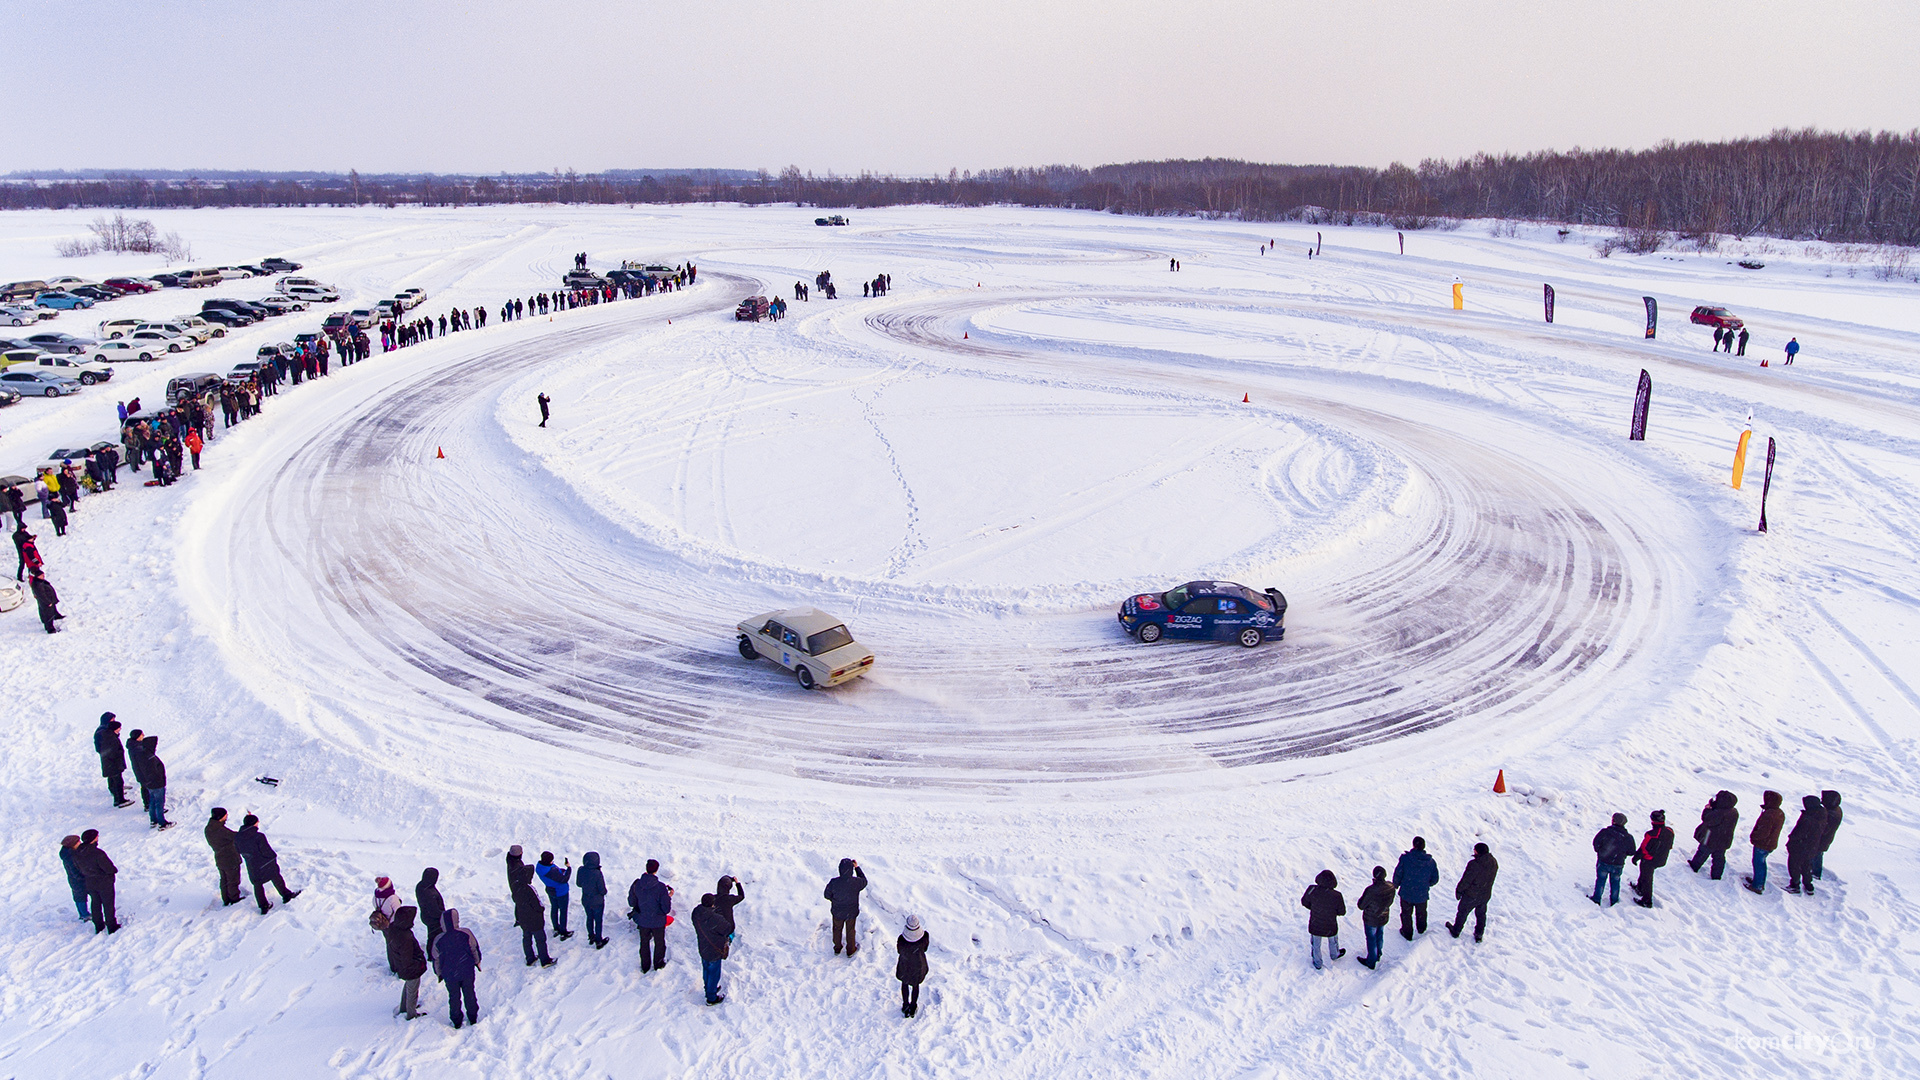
[824,858,868,956]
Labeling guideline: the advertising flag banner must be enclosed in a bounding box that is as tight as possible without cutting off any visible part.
[1452,282,1464,310]
[1759,437,1777,531]
[1643,296,1658,338]
[1544,284,1555,323]
[1398,232,1405,254]
[1629,370,1652,440]
[1731,428,1752,488]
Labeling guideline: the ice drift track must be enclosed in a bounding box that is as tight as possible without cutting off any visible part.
[199,281,1699,791]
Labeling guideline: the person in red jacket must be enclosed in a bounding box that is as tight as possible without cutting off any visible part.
[1631,810,1675,908]
[184,429,204,470]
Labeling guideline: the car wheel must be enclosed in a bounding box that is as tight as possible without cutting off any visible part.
[1238,627,1264,648]
[738,635,758,661]
[140,353,153,361]
[795,664,817,690]
[80,374,96,385]
[168,344,180,352]
[44,387,58,397]
[1137,622,1163,643]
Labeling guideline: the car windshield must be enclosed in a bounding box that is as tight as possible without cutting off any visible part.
[1161,585,1191,610]
[807,625,855,655]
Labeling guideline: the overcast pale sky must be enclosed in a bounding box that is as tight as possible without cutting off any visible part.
[14,0,1917,175]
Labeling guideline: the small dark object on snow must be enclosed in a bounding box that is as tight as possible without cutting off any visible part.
[1738,260,1765,270]
[254,776,280,787]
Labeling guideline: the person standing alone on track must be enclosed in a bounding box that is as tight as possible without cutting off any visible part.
[537,393,551,428]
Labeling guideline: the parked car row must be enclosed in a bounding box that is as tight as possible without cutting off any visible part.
[0,257,303,309]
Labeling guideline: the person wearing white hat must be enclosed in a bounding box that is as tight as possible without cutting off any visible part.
[895,915,929,1017]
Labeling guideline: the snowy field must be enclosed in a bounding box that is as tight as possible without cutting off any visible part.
[1,204,1916,1078]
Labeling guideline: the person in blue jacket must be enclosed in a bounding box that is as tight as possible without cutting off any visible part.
[576,852,608,949]
[536,852,574,941]
[430,908,483,1029]
[59,835,90,920]
[1784,337,1800,365]
[1392,837,1440,940]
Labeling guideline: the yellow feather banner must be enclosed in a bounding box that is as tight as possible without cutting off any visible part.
[1732,428,1752,489]
[1452,282,1464,310]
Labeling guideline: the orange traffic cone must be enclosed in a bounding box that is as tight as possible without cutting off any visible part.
[436,447,445,459]
[1242,393,1249,403]
[1492,769,1507,794]
[963,332,968,339]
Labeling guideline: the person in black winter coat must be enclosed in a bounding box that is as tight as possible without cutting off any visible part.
[386,905,429,1019]
[1813,791,1843,880]
[1392,837,1439,940]
[1785,795,1828,895]
[59,835,90,921]
[576,853,608,949]
[1630,811,1674,908]
[135,735,171,830]
[627,859,673,972]
[29,569,61,634]
[511,863,555,967]
[1356,867,1396,970]
[416,868,446,956]
[691,893,730,1005]
[1446,843,1499,941]
[205,807,243,905]
[233,814,300,914]
[896,914,930,1016]
[1301,869,1346,969]
[1590,813,1636,906]
[94,713,131,807]
[714,874,746,939]
[73,829,119,933]
[824,858,868,956]
[1687,790,1741,879]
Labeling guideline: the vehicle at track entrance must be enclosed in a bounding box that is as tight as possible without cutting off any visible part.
[1119,580,1288,647]
[736,607,876,689]
[735,296,769,321]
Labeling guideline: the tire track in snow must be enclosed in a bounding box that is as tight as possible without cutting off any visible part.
[200,275,1703,791]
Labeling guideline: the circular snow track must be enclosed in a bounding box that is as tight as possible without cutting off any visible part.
[197,277,1702,792]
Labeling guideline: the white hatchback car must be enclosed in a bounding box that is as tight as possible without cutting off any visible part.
[736,607,876,689]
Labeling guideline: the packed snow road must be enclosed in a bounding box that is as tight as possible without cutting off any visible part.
[184,252,1711,791]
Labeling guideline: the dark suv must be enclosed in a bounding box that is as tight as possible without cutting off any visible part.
[198,308,255,328]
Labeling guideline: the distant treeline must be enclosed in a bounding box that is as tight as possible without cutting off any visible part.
[4,129,1915,245]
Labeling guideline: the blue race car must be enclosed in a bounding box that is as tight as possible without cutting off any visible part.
[35,291,94,309]
[1118,580,1287,647]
